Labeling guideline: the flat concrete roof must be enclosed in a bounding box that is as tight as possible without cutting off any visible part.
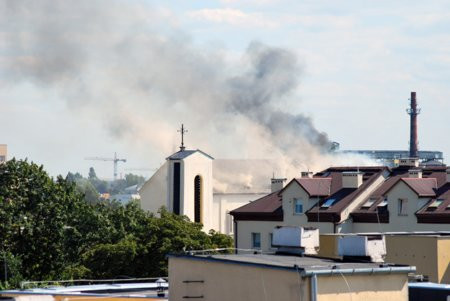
[169,253,414,275]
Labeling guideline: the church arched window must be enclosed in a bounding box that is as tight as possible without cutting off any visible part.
[194,175,202,223]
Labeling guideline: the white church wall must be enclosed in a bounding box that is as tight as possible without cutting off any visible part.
[139,161,168,213]
[179,152,214,231]
[213,193,268,235]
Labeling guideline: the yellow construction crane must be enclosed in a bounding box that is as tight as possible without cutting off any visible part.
[85,152,126,181]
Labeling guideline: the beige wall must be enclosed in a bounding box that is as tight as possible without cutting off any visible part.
[317,274,408,301]
[169,257,409,301]
[318,234,342,259]
[385,181,430,231]
[236,220,281,252]
[169,257,309,301]
[318,234,450,284]
[281,182,335,234]
[437,237,450,283]
[282,182,314,226]
[385,235,438,282]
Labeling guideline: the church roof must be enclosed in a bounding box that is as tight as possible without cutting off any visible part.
[166,149,214,160]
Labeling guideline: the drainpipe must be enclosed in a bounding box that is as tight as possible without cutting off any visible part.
[310,273,318,301]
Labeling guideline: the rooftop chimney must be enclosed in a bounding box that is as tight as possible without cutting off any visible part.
[407,92,420,158]
[271,178,287,192]
[342,171,363,188]
[408,169,422,178]
[301,171,314,178]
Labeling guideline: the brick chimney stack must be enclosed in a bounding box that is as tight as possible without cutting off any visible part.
[407,92,420,158]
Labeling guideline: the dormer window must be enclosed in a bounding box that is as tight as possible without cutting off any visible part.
[362,198,376,209]
[321,198,336,209]
[426,199,444,212]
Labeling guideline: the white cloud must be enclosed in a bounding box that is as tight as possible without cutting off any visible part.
[187,8,277,28]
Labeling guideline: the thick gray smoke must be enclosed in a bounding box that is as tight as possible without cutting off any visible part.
[0,0,371,188]
[227,42,331,149]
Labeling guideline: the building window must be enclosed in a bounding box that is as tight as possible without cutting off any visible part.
[294,199,303,215]
[321,198,336,209]
[226,212,233,234]
[398,199,408,216]
[194,175,202,223]
[252,232,261,249]
[362,198,376,209]
[426,199,444,212]
[269,233,273,248]
[173,162,181,215]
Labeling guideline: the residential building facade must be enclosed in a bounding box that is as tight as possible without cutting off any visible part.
[231,161,450,252]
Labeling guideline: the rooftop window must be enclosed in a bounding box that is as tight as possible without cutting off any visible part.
[362,198,376,209]
[377,198,388,207]
[321,198,336,208]
[427,199,444,211]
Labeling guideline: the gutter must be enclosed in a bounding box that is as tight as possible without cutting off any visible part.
[300,266,416,301]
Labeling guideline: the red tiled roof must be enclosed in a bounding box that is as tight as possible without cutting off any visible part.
[231,191,281,214]
[401,178,437,197]
[416,183,450,223]
[353,166,449,224]
[294,178,331,197]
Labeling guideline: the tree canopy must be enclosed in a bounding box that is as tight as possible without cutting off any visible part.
[0,159,233,289]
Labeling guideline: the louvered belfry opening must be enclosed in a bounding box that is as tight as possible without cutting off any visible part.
[194,175,202,223]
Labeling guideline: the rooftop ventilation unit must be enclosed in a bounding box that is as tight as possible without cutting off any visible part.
[338,235,386,263]
[272,226,319,256]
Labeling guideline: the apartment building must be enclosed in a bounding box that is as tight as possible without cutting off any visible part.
[230,160,450,252]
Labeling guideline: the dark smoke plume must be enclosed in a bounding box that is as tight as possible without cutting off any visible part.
[0,0,370,186]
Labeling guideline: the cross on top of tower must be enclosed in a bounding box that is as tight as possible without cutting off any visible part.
[178,124,188,151]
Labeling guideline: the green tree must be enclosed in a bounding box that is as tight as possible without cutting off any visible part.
[74,178,99,204]
[124,173,146,187]
[0,159,87,282]
[0,160,233,286]
[88,167,97,180]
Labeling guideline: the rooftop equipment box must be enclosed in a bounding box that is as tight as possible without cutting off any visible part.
[338,235,386,262]
[272,226,319,255]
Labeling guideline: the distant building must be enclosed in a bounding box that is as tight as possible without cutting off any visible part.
[340,149,444,166]
[168,253,414,301]
[0,144,7,163]
[231,159,450,251]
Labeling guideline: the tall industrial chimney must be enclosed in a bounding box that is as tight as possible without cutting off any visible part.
[407,92,420,158]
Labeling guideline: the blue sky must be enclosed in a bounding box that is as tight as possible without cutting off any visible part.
[1,0,449,179]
